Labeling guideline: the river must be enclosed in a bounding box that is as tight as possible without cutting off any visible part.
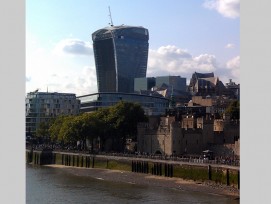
[26,164,238,204]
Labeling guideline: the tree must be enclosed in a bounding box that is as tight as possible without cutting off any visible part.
[225,100,240,120]
[76,113,100,151]
[36,121,49,137]
[106,101,147,151]
[49,115,68,143]
[36,121,50,144]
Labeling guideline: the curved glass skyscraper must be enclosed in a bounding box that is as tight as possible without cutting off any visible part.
[92,25,149,93]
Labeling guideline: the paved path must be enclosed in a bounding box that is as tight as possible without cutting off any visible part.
[32,150,239,170]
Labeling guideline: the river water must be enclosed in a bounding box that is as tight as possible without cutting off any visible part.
[26,164,238,204]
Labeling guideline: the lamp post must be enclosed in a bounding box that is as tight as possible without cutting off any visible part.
[150,135,152,155]
[164,134,167,157]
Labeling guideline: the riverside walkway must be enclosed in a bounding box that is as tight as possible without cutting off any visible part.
[27,148,239,171]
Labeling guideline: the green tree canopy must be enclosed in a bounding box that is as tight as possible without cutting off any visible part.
[106,101,147,151]
[225,100,240,119]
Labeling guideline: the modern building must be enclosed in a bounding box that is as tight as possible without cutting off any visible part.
[134,76,189,106]
[155,76,186,92]
[77,92,169,116]
[134,76,186,92]
[92,25,149,93]
[25,91,80,136]
[134,77,156,92]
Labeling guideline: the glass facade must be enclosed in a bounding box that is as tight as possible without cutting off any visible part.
[156,76,187,92]
[134,77,156,92]
[92,26,149,93]
[77,92,169,116]
[134,76,187,92]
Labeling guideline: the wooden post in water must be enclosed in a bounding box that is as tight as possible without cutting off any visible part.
[238,170,240,189]
[61,154,64,165]
[81,156,83,167]
[208,165,212,180]
[226,169,230,186]
[92,156,95,168]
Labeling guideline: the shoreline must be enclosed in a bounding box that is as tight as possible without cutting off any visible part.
[44,164,239,200]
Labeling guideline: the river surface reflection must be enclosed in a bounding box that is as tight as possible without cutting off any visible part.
[26,164,238,204]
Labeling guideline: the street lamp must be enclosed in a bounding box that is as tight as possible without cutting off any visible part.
[164,134,167,157]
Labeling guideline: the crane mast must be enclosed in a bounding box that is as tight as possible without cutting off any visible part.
[108,6,114,26]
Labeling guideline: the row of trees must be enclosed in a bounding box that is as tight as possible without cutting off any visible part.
[36,101,148,152]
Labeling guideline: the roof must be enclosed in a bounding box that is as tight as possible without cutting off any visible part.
[92,25,148,41]
[194,72,214,79]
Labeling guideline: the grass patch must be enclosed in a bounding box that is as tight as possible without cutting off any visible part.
[173,164,209,181]
[107,160,131,171]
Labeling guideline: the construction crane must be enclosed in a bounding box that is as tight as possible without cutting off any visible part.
[108,6,114,26]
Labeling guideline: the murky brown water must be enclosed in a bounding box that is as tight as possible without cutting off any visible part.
[26,164,239,204]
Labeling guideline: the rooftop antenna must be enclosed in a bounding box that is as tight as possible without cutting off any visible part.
[108,6,114,26]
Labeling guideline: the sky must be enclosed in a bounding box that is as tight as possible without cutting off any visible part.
[26,0,240,96]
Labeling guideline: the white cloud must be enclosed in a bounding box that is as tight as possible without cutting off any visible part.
[147,45,218,78]
[203,0,240,19]
[41,66,98,96]
[26,36,97,96]
[26,76,31,82]
[53,38,93,56]
[225,43,235,48]
[226,55,240,81]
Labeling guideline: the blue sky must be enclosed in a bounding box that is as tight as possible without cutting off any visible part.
[26,0,240,96]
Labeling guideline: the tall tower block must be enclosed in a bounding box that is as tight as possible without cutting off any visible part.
[92,25,149,93]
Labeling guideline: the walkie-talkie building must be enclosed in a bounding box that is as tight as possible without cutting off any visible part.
[92,25,149,93]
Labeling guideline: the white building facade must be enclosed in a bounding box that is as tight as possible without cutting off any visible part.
[25,91,80,136]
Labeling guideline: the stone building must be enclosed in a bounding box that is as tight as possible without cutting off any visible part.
[188,72,226,96]
[137,113,239,157]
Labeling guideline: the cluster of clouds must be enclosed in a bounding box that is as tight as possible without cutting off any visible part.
[148,45,239,84]
[45,66,98,96]
[147,45,217,75]
[53,38,93,56]
[203,0,240,19]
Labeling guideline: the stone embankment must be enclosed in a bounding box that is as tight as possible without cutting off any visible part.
[26,149,240,198]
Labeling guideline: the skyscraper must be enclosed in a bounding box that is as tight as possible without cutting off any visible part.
[92,25,149,93]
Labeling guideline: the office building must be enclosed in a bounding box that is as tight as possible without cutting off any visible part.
[134,76,186,92]
[78,92,169,116]
[92,25,149,93]
[25,91,80,136]
[155,76,186,92]
[134,77,156,92]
